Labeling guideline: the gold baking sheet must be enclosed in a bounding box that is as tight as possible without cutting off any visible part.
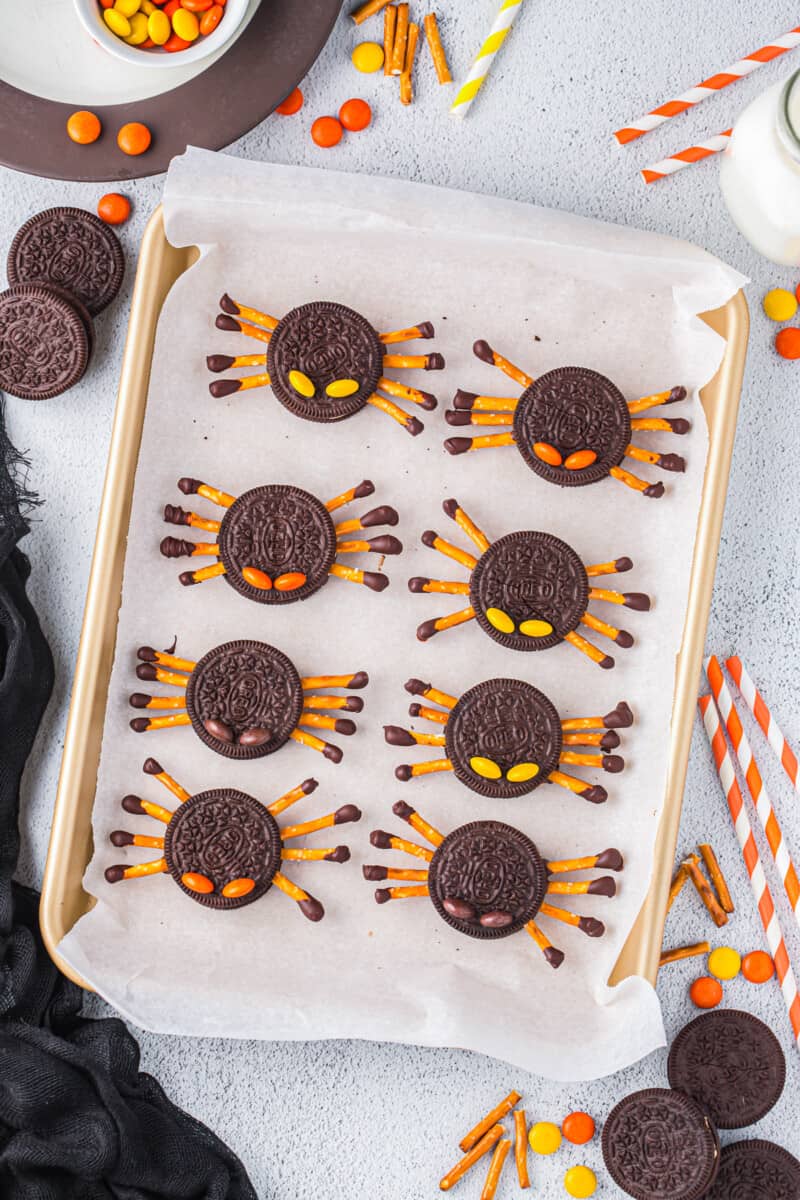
[40,205,749,994]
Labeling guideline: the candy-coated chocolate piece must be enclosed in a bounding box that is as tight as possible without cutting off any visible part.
[242,566,273,590]
[486,607,514,634]
[104,8,131,35]
[181,871,214,893]
[222,877,255,898]
[311,116,343,148]
[289,368,315,396]
[564,449,597,470]
[689,975,723,1009]
[529,1121,561,1155]
[117,122,152,155]
[199,4,223,34]
[707,945,741,980]
[66,110,102,144]
[326,378,360,397]
[775,327,800,359]
[148,9,171,40]
[275,87,303,115]
[125,12,149,43]
[561,1111,595,1145]
[97,193,132,225]
[741,949,775,983]
[534,441,562,466]
[339,98,372,131]
[352,41,384,72]
[763,287,798,322]
[115,0,141,16]
[564,1165,597,1197]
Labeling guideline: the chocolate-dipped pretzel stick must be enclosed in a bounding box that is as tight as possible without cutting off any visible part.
[130,639,368,764]
[445,344,689,499]
[105,759,360,915]
[160,476,401,602]
[364,803,623,968]
[409,497,650,667]
[207,297,444,437]
[385,675,631,804]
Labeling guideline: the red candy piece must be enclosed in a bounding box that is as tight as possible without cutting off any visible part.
[689,976,723,1009]
[275,87,303,116]
[339,97,372,131]
[311,116,343,148]
[776,327,800,359]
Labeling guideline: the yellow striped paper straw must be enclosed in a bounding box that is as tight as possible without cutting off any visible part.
[450,0,525,118]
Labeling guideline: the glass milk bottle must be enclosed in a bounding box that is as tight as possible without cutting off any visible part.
[720,69,800,265]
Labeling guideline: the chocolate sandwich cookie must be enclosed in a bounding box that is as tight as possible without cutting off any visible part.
[267,301,384,422]
[602,1088,720,1200]
[0,284,89,400]
[427,819,549,938]
[703,1139,800,1200]
[8,207,124,316]
[185,640,304,760]
[667,1010,785,1129]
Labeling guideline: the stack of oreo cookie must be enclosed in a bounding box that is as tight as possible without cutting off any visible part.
[601,1010,800,1199]
[0,208,124,400]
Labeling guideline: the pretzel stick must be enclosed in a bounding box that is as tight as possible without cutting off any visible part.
[683,854,729,928]
[659,941,711,968]
[424,13,452,83]
[667,864,688,912]
[384,4,397,75]
[513,1109,530,1188]
[460,1091,521,1152]
[699,843,735,913]
[480,1137,511,1200]
[400,21,419,105]
[440,1125,504,1192]
[351,0,390,24]
[391,3,409,74]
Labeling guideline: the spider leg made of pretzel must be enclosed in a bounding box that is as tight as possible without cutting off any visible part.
[560,701,633,752]
[364,799,445,902]
[410,498,492,642]
[130,648,195,733]
[443,339,530,456]
[105,757,191,882]
[386,677,457,780]
[333,494,402,592]
[291,671,370,763]
[604,385,690,498]
[207,295,276,397]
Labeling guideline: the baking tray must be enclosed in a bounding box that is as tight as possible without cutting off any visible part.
[40,205,749,992]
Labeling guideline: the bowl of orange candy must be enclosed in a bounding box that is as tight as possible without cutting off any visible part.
[74,0,250,68]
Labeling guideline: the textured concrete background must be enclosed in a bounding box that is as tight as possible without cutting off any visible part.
[4,1,800,1195]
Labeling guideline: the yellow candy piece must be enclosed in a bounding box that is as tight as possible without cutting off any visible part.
[326,378,359,397]
[147,8,170,42]
[352,41,385,73]
[507,762,539,783]
[529,1121,561,1155]
[763,288,798,322]
[708,945,741,981]
[114,0,141,15]
[125,12,149,44]
[486,607,514,634]
[140,0,155,12]
[171,7,199,40]
[288,369,315,397]
[469,756,502,780]
[103,8,131,37]
[519,618,554,638]
[564,1165,597,1198]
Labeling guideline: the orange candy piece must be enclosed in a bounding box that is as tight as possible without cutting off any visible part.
[242,567,273,590]
[222,877,256,898]
[164,32,191,50]
[67,110,102,145]
[533,442,562,466]
[742,950,775,983]
[311,116,343,148]
[181,0,213,9]
[97,193,131,225]
[776,327,800,359]
[275,87,304,116]
[339,97,372,131]
[689,975,723,1009]
[561,1111,596,1145]
[565,449,597,470]
[181,872,214,894]
[274,572,307,591]
[199,3,223,34]
[117,122,152,156]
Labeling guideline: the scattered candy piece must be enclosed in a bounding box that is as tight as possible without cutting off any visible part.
[775,327,800,359]
[763,288,798,322]
[707,945,741,981]
[561,1111,595,1145]
[339,98,372,131]
[117,122,152,156]
[97,193,132,225]
[796,282,800,305]
[352,41,385,72]
[528,1121,561,1156]
[311,116,344,148]
[564,1165,597,1198]
[66,110,102,145]
[275,87,304,115]
[742,949,775,983]
[689,975,723,1009]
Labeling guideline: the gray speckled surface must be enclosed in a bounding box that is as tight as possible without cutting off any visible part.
[4,1,800,1196]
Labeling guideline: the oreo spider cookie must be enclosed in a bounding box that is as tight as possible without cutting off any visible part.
[0,284,89,400]
[469,530,589,652]
[218,484,337,604]
[704,1139,800,1200]
[185,640,303,760]
[8,207,124,316]
[266,301,383,422]
[602,1088,720,1200]
[667,1010,785,1129]
[164,788,282,910]
[445,678,563,799]
[428,819,548,938]
[513,366,632,487]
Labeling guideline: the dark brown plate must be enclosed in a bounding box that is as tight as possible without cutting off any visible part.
[0,0,343,182]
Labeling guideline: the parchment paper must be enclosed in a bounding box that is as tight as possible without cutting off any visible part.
[58,149,746,1080]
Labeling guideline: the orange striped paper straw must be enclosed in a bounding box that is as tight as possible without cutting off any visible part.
[706,656,800,922]
[727,656,800,796]
[615,26,800,144]
[699,693,800,1049]
[641,130,731,184]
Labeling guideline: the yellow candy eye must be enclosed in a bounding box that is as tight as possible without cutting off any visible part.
[486,607,515,634]
[519,618,554,638]
[288,369,315,397]
[326,378,360,398]
[469,756,502,780]
[507,762,540,783]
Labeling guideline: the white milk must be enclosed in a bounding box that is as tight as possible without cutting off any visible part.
[720,69,800,265]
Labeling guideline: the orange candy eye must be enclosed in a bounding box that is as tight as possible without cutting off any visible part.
[274,572,307,591]
[222,877,256,898]
[181,872,214,894]
[564,449,597,470]
[533,442,562,466]
[242,567,273,590]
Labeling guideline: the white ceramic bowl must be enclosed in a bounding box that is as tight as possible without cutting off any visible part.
[73,0,250,69]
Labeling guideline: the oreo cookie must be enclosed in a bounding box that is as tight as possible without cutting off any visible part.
[267,301,383,422]
[185,640,303,760]
[602,1088,720,1200]
[513,366,631,487]
[445,678,563,799]
[0,284,89,400]
[218,484,337,604]
[428,819,548,938]
[469,530,589,652]
[667,1010,785,1129]
[703,1139,800,1200]
[8,207,124,316]
[164,787,282,910]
